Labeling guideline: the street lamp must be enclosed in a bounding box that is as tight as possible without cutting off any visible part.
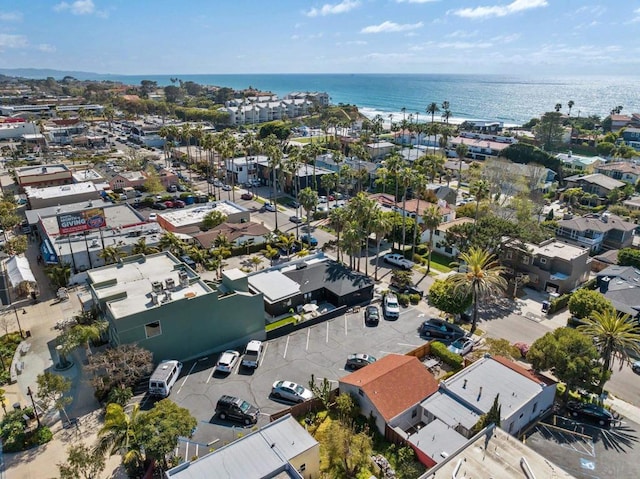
[26,386,41,428]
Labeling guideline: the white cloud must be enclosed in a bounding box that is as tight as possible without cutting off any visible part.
[0,11,23,22]
[343,40,368,45]
[361,21,423,33]
[491,33,520,43]
[631,8,640,23]
[0,33,27,50]
[446,30,478,38]
[575,5,606,17]
[438,41,493,49]
[453,0,547,19]
[395,0,439,3]
[306,0,360,17]
[37,43,56,53]
[54,0,95,15]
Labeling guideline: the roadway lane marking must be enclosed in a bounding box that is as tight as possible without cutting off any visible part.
[397,343,421,348]
[306,329,310,350]
[283,335,290,358]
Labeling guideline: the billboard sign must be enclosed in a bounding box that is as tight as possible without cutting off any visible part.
[57,208,107,235]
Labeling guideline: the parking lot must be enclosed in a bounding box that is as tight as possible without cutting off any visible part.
[139,303,432,450]
[525,414,640,479]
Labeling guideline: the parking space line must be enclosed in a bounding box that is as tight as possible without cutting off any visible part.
[344,315,348,335]
[259,343,268,367]
[176,360,201,395]
[306,329,310,350]
[326,322,329,343]
[283,335,290,358]
[398,342,421,348]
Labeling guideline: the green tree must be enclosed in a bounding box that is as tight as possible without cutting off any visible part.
[578,310,640,388]
[4,236,27,255]
[261,244,280,266]
[428,279,472,316]
[138,399,197,470]
[618,248,640,268]
[371,209,393,281]
[534,111,564,152]
[94,403,145,472]
[473,394,501,433]
[98,245,125,265]
[568,289,614,319]
[132,237,159,255]
[391,270,413,290]
[143,165,164,194]
[298,186,318,240]
[324,421,373,478]
[527,327,604,396]
[58,443,106,479]
[422,204,442,274]
[36,372,72,421]
[201,210,227,231]
[448,247,507,334]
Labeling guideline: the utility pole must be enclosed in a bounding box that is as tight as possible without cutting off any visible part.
[26,386,41,428]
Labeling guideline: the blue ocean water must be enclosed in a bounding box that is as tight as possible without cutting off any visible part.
[98,73,640,126]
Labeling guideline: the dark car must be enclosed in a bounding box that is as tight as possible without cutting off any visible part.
[419,318,466,342]
[289,200,301,208]
[566,401,614,427]
[241,192,254,200]
[181,255,197,269]
[390,284,424,298]
[364,305,380,326]
[289,215,303,224]
[151,202,167,210]
[173,200,186,208]
[345,353,377,370]
[215,395,259,425]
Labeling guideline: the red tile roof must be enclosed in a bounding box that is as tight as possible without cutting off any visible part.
[340,354,439,421]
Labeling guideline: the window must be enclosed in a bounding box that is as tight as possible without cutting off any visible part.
[145,321,162,339]
[522,256,530,265]
[358,389,364,397]
[411,409,417,418]
[532,402,538,413]
[540,257,547,264]
[299,464,306,472]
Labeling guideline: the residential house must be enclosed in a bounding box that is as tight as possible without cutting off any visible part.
[449,136,511,161]
[421,217,474,258]
[130,124,165,148]
[109,170,147,190]
[621,127,640,150]
[395,198,455,226]
[563,173,625,200]
[253,158,334,195]
[366,141,395,161]
[285,91,330,107]
[461,120,504,133]
[192,221,270,249]
[591,249,619,273]
[431,185,457,206]
[611,114,631,131]
[156,167,179,189]
[225,155,266,186]
[248,254,374,317]
[339,354,439,437]
[87,252,266,361]
[388,355,555,468]
[164,414,319,479]
[596,265,640,319]
[596,161,640,185]
[314,153,377,192]
[501,238,590,295]
[15,164,73,189]
[623,195,640,211]
[556,212,636,252]
[556,152,604,173]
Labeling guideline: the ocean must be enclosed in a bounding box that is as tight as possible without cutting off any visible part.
[96,73,640,127]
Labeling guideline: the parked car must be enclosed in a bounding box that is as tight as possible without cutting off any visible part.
[316,204,329,214]
[215,350,240,374]
[346,353,377,370]
[241,192,254,200]
[221,184,232,191]
[364,305,380,326]
[212,179,224,187]
[318,195,328,204]
[633,360,640,374]
[289,200,300,208]
[300,234,318,247]
[271,380,313,403]
[390,283,424,298]
[419,318,466,343]
[215,395,259,425]
[383,253,415,270]
[263,203,277,212]
[164,200,174,208]
[173,199,185,208]
[447,337,474,356]
[151,202,167,210]
[384,293,400,319]
[147,213,158,222]
[289,215,303,224]
[566,401,615,427]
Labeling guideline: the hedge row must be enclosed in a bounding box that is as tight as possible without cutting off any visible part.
[430,341,464,370]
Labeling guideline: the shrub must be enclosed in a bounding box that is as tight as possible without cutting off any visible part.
[0,408,52,452]
[416,244,429,255]
[409,293,421,305]
[107,385,133,408]
[549,293,571,314]
[412,253,425,265]
[397,294,410,307]
[430,341,463,369]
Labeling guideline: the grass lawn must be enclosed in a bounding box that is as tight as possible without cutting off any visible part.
[290,136,329,144]
[265,316,297,332]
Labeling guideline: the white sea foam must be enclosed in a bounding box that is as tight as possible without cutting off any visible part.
[358,106,521,128]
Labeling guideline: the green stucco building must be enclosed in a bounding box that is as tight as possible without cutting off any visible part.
[87,252,265,361]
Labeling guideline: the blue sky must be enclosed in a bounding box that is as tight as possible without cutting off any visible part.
[0,0,638,75]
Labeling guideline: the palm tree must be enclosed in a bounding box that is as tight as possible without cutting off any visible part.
[469,179,490,226]
[45,263,71,289]
[455,142,469,196]
[277,234,296,259]
[410,171,427,258]
[132,237,159,255]
[371,210,393,281]
[328,207,349,263]
[567,100,575,117]
[448,247,507,334]
[426,102,440,124]
[158,232,186,257]
[398,167,413,252]
[249,256,263,271]
[422,205,442,274]
[441,100,451,124]
[264,135,283,231]
[94,403,145,470]
[423,154,445,183]
[426,122,440,153]
[554,103,562,113]
[298,187,318,242]
[98,246,124,265]
[261,245,280,266]
[578,310,640,388]
[180,123,193,180]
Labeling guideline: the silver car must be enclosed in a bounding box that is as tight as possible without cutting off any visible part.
[271,380,313,403]
[215,350,240,374]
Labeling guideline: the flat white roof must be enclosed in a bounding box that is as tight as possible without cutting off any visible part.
[160,201,246,228]
[15,164,69,177]
[40,203,144,237]
[409,419,468,464]
[88,253,211,320]
[420,390,480,430]
[72,169,103,181]
[526,240,588,261]
[25,181,100,199]
[248,270,300,303]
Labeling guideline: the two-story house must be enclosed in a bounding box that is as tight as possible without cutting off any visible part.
[556,152,605,173]
[596,265,640,320]
[621,127,640,150]
[563,173,625,200]
[596,161,640,185]
[501,238,590,295]
[109,170,147,190]
[556,212,636,253]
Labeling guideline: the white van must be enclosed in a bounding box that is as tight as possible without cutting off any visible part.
[241,340,264,369]
[148,360,182,397]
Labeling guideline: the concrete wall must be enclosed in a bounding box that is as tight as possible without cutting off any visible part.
[339,383,386,435]
[502,384,555,436]
[288,444,321,479]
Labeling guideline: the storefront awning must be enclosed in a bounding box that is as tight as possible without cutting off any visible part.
[6,256,36,287]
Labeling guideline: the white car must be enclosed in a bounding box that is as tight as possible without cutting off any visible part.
[383,253,415,270]
[447,337,474,356]
[221,184,232,191]
[318,195,328,204]
[148,213,158,222]
[263,203,277,212]
[215,350,240,374]
[384,293,400,319]
[271,380,313,403]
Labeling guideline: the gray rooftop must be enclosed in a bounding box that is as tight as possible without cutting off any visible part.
[408,418,468,464]
[558,213,637,233]
[160,201,246,228]
[420,390,480,430]
[88,253,211,320]
[165,415,316,479]
[39,203,144,237]
[25,198,115,225]
[283,259,374,297]
[564,173,625,190]
[443,356,546,417]
[15,163,69,177]
[248,270,300,303]
[25,181,101,200]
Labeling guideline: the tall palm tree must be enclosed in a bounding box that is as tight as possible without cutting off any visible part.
[261,244,280,266]
[578,310,640,388]
[180,123,193,180]
[298,187,318,242]
[441,100,451,124]
[554,103,562,112]
[94,403,145,469]
[567,100,575,117]
[448,247,507,334]
[426,102,440,124]
[371,210,393,281]
[277,233,297,259]
[423,154,445,183]
[158,232,186,257]
[45,263,71,289]
[455,142,469,197]
[410,171,427,258]
[470,179,490,227]
[328,207,349,263]
[422,205,442,274]
[426,122,440,153]
[264,135,283,231]
[398,167,413,252]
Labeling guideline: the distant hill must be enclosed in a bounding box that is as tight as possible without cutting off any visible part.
[0,68,114,81]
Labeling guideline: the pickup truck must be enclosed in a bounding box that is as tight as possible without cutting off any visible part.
[383,253,415,270]
[241,340,264,369]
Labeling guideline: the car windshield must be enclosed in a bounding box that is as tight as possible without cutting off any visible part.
[451,339,464,348]
[294,385,305,395]
[387,300,398,308]
[239,401,251,412]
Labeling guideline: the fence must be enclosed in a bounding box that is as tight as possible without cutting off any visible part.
[266,306,348,340]
[269,389,340,422]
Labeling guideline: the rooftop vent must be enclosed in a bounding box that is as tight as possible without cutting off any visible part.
[150,292,159,305]
[42,167,47,173]
[151,281,163,293]
[165,278,175,290]
[178,270,189,288]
